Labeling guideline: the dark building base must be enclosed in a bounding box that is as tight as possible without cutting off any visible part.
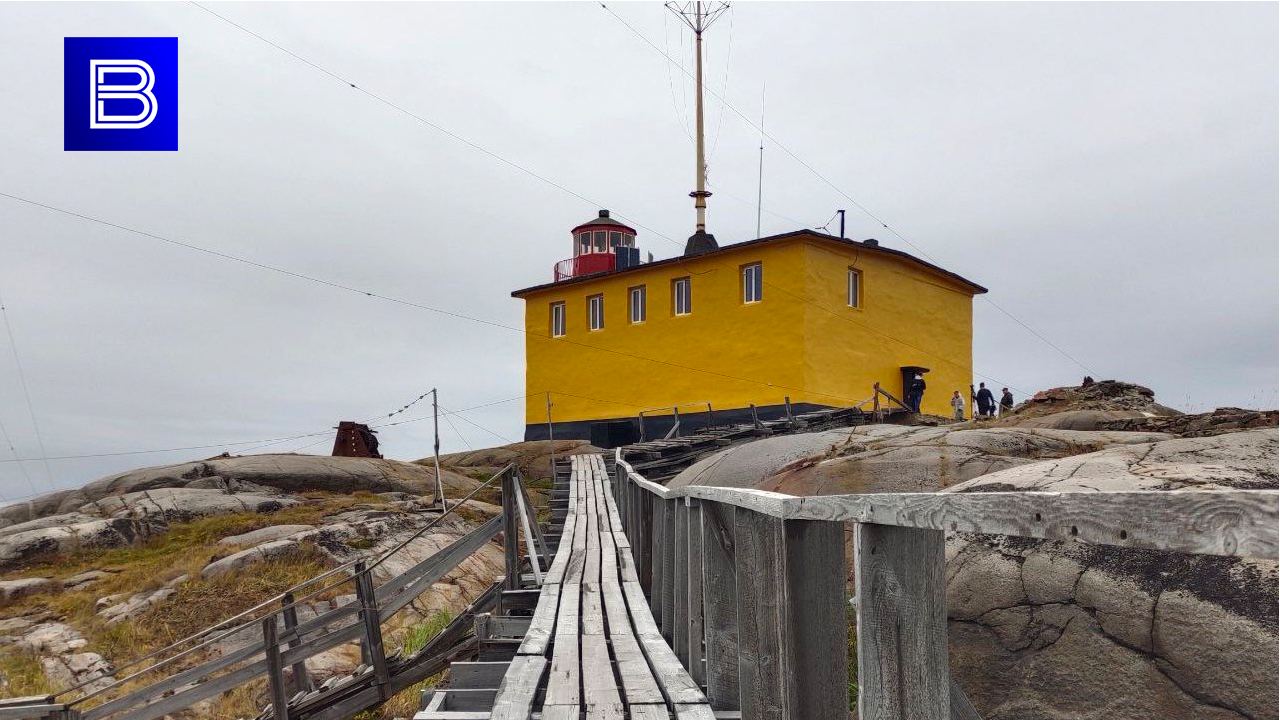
[523,402,834,448]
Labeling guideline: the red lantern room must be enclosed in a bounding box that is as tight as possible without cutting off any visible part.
[553,209,639,281]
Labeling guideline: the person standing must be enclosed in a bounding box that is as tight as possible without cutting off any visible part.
[951,390,965,421]
[1000,388,1015,415]
[908,374,927,412]
[976,382,995,418]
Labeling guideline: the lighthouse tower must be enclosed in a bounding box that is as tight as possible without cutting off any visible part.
[553,209,641,281]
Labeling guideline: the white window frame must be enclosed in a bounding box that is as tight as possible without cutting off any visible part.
[587,294,605,331]
[550,301,566,337]
[672,277,691,316]
[847,268,862,308]
[629,285,647,324]
[742,262,763,303]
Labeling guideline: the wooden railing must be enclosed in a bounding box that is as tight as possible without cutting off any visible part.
[610,448,1278,720]
[2,465,545,720]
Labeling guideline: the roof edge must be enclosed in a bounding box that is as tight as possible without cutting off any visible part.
[512,229,987,298]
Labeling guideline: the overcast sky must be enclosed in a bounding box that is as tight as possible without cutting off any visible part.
[0,1,1275,502]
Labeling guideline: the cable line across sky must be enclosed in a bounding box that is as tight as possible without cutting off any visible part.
[0,3,1099,494]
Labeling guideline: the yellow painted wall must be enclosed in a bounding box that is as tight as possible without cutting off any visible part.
[520,240,810,426]
[517,234,976,426]
[798,239,974,418]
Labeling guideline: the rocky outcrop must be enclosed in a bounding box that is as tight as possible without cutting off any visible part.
[82,488,299,521]
[434,439,600,482]
[0,517,150,572]
[994,379,1182,430]
[948,428,1277,493]
[97,587,177,625]
[8,621,115,694]
[0,454,479,529]
[1098,407,1279,437]
[945,429,1278,719]
[217,525,315,547]
[0,454,486,570]
[200,539,303,578]
[0,578,54,602]
[667,423,1278,719]
[668,425,1171,494]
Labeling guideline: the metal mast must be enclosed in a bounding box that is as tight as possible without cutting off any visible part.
[667,1,729,254]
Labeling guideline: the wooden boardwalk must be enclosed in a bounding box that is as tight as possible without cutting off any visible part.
[420,454,713,720]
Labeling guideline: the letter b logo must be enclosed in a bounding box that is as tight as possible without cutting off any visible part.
[65,38,177,151]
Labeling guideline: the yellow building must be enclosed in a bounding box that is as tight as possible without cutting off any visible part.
[512,210,986,443]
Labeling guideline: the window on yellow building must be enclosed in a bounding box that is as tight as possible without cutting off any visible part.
[672,277,691,316]
[848,268,862,308]
[587,294,605,330]
[629,285,646,323]
[742,262,763,303]
[550,301,566,337]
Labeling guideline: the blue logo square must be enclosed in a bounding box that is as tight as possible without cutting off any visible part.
[64,37,178,151]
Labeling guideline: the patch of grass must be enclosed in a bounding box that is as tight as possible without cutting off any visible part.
[368,611,455,719]
[205,676,266,719]
[0,648,53,697]
[400,611,453,655]
[134,544,337,651]
[345,537,376,550]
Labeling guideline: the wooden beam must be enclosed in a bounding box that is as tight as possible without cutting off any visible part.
[734,510,849,720]
[501,470,521,591]
[701,501,739,711]
[663,487,1278,560]
[855,523,948,720]
[649,495,666,623]
[262,618,289,720]
[686,498,706,687]
[661,497,677,643]
[673,500,690,666]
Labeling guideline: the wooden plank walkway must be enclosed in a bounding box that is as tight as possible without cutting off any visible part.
[485,454,713,720]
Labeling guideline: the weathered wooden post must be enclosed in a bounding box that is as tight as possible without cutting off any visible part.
[648,494,666,620]
[501,469,521,591]
[855,524,949,720]
[734,509,848,719]
[673,500,690,666]
[280,592,313,694]
[639,489,655,593]
[262,617,289,720]
[660,497,678,642]
[701,500,739,709]
[354,561,391,695]
[685,498,705,687]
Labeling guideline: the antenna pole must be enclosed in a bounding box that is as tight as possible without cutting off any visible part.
[838,209,845,239]
[756,83,765,238]
[669,1,727,239]
[693,1,709,233]
[432,388,447,511]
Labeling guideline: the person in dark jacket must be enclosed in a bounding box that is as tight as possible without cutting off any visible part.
[1000,388,1015,414]
[975,383,995,418]
[907,374,926,412]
